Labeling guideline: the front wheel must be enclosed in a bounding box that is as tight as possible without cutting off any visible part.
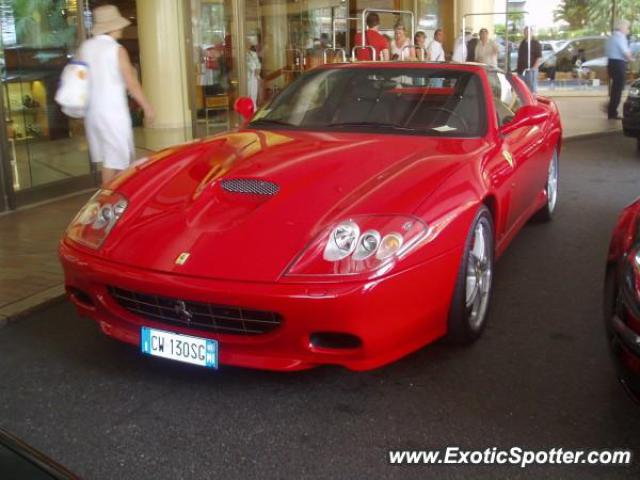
[532,148,559,222]
[446,206,494,344]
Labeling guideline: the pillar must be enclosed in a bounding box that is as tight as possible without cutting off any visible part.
[454,0,496,37]
[136,0,191,133]
[262,1,288,91]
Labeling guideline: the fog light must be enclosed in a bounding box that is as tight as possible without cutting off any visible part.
[67,287,94,307]
[310,332,363,349]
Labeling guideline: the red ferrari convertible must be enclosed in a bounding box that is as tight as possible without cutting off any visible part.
[60,62,562,371]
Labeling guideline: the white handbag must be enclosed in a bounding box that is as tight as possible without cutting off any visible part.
[55,60,89,118]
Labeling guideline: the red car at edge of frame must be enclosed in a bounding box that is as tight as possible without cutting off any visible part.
[605,198,640,403]
[59,62,562,371]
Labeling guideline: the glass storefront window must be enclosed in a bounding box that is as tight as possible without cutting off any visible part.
[417,0,440,38]
[183,0,452,144]
[189,0,238,139]
[495,0,640,92]
[244,0,343,108]
[1,0,91,193]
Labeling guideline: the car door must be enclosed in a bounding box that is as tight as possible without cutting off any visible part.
[487,71,540,230]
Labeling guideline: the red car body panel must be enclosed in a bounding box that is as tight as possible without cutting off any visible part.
[60,62,563,371]
[97,132,480,283]
[605,198,640,401]
[60,240,457,371]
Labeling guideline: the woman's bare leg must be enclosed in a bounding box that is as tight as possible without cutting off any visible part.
[101,167,120,187]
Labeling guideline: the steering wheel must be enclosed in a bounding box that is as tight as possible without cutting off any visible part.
[424,107,469,132]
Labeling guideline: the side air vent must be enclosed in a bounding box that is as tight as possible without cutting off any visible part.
[221,178,279,196]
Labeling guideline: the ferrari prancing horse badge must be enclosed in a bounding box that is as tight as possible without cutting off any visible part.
[175,252,191,265]
[502,150,514,167]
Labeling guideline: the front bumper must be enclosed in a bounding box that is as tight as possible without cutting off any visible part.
[607,258,640,402]
[60,240,460,371]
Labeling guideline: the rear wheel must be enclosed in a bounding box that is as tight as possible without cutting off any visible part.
[532,148,559,222]
[446,206,494,344]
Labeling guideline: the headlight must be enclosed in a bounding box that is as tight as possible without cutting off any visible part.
[376,233,404,260]
[324,221,360,261]
[65,190,128,249]
[353,230,381,261]
[287,215,429,277]
[630,87,640,98]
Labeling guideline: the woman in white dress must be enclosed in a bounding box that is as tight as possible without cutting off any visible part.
[246,41,261,108]
[390,23,415,60]
[80,5,154,187]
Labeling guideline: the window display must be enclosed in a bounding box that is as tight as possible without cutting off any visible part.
[1,0,90,193]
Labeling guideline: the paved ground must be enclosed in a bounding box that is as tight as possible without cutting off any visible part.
[1,135,640,480]
[552,96,622,138]
[0,193,91,313]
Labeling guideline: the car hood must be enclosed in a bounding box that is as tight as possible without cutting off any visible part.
[581,57,606,68]
[102,129,480,282]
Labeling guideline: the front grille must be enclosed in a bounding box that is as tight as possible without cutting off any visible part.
[109,286,282,335]
[221,178,279,196]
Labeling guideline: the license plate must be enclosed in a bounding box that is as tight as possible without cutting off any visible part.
[140,327,218,368]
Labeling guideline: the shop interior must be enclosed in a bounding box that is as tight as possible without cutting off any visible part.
[0,0,443,196]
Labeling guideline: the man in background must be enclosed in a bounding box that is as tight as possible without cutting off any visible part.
[414,31,427,59]
[354,13,389,61]
[517,26,542,93]
[452,28,472,62]
[466,33,479,62]
[427,28,445,62]
[606,19,632,119]
[475,28,499,66]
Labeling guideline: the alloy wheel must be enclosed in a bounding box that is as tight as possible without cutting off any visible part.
[465,221,492,330]
[547,150,559,214]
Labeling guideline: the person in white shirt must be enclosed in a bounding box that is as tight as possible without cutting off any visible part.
[390,22,415,60]
[452,29,471,62]
[474,28,499,66]
[414,31,427,60]
[427,29,445,62]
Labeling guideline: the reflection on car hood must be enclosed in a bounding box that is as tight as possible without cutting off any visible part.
[101,129,482,282]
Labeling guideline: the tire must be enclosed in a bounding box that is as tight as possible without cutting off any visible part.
[446,205,494,344]
[532,148,559,222]
[636,137,640,153]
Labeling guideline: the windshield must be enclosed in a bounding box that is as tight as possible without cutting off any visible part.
[250,67,487,137]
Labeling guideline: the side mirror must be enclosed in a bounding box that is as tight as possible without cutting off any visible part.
[501,104,550,136]
[234,96,255,122]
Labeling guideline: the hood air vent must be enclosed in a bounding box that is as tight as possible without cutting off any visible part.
[221,178,279,196]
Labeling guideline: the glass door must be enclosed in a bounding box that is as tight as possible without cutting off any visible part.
[0,0,94,205]
[244,0,348,110]
[188,0,239,139]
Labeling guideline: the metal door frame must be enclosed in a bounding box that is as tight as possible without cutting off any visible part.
[184,0,249,137]
[360,8,415,49]
[0,81,12,211]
